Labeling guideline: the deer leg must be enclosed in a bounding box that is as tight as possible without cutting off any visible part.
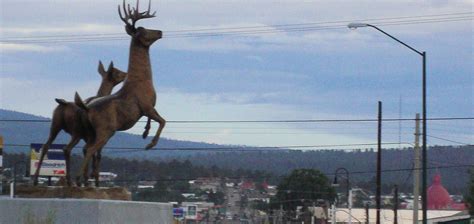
[33,144,51,186]
[82,145,98,183]
[76,134,110,187]
[144,108,166,149]
[142,118,151,139]
[33,125,61,186]
[93,150,103,187]
[63,137,80,187]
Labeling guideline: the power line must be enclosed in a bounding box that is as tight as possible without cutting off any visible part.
[165,16,473,38]
[1,13,472,44]
[0,117,473,123]
[161,131,412,135]
[83,164,474,183]
[3,142,412,153]
[427,134,473,146]
[4,11,471,40]
[148,126,405,130]
[5,17,472,44]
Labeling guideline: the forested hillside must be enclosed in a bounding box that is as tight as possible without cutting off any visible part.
[1,109,472,193]
[185,145,473,193]
[0,109,224,157]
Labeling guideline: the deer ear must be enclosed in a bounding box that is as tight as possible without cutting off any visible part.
[108,61,114,73]
[98,60,106,77]
[55,98,67,105]
[125,25,135,35]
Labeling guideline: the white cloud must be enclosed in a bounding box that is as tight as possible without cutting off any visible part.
[1,24,119,36]
[138,88,376,146]
[0,43,68,53]
[1,1,470,53]
[245,55,264,62]
[0,77,101,116]
[0,77,374,147]
[157,21,379,52]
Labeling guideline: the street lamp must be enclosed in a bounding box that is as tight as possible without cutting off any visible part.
[333,167,352,224]
[332,168,350,197]
[348,22,427,224]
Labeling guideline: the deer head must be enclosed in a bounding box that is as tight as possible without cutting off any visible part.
[118,0,162,47]
[97,60,127,86]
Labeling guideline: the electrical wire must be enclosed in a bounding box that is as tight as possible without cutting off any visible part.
[2,142,413,153]
[0,117,473,123]
[4,11,471,40]
[79,164,474,183]
[1,13,472,44]
[427,135,473,146]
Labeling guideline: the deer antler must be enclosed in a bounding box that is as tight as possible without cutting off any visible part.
[118,0,156,30]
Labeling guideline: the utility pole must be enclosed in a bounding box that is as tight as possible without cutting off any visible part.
[422,51,428,224]
[279,204,283,224]
[393,185,399,224]
[413,113,421,224]
[365,202,370,224]
[399,95,402,150]
[348,189,353,224]
[0,136,3,194]
[376,101,382,224]
[331,202,336,224]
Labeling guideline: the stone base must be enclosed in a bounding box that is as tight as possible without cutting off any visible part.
[16,185,131,201]
[0,198,173,224]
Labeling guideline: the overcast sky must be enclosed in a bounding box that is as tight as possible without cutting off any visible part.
[0,0,472,148]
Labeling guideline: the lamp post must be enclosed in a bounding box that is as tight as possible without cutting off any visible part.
[347,23,427,224]
[333,167,351,224]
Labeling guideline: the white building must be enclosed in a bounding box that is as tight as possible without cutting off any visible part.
[330,208,470,224]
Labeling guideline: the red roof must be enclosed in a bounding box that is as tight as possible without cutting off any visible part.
[261,181,269,190]
[241,180,254,190]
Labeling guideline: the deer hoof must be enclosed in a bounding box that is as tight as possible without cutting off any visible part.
[76,177,82,187]
[145,141,156,150]
[142,130,149,139]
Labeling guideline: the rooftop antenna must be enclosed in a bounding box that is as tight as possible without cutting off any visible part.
[399,95,402,149]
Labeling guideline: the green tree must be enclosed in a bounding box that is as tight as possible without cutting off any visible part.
[273,169,336,211]
[466,169,474,215]
[207,190,225,205]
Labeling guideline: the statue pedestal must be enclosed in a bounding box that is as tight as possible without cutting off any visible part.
[16,185,131,201]
[0,198,174,224]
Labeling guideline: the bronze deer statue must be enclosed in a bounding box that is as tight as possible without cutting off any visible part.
[74,0,166,186]
[33,61,128,186]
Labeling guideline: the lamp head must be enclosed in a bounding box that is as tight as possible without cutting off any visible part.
[348,23,369,29]
[332,176,339,187]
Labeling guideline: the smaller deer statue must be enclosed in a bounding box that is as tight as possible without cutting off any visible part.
[33,61,131,186]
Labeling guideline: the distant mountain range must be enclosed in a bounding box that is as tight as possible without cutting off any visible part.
[0,109,226,158]
[1,109,472,192]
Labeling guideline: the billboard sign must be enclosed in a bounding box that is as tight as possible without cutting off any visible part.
[30,143,66,177]
[185,205,197,220]
[173,207,184,218]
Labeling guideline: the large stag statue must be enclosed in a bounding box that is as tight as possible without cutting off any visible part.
[75,0,166,186]
[33,61,127,186]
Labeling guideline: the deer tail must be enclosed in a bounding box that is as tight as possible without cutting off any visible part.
[74,92,89,111]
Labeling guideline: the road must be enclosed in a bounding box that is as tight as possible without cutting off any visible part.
[224,186,244,223]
